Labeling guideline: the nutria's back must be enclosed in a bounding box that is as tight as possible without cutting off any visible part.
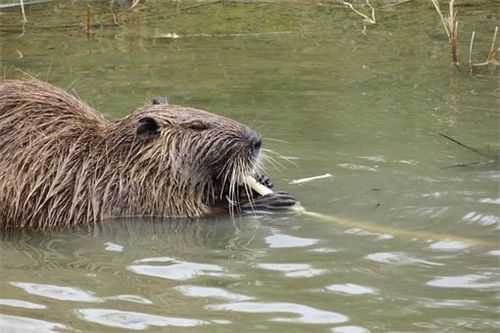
[0,79,264,229]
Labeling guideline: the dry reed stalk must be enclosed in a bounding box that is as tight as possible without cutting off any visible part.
[130,0,141,9]
[468,31,475,70]
[431,0,459,66]
[485,26,499,65]
[470,26,499,68]
[85,5,92,35]
[19,0,27,23]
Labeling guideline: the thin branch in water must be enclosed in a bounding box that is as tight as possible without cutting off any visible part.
[441,161,483,169]
[439,133,492,159]
[340,0,376,24]
[340,0,376,34]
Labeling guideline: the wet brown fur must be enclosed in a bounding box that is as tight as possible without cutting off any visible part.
[0,80,261,230]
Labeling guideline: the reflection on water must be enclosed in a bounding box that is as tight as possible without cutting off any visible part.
[0,314,67,333]
[0,0,499,332]
[175,285,254,302]
[104,294,153,304]
[426,275,500,290]
[324,283,378,296]
[257,262,327,278]
[331,326,370,333]
[264,233,319,248]
[365,252,444,266]
[0,299,46,309]
[11,282,103,302]
[206,302,349,324]
[76,308,209,330]
[428,240,470,251]
[128,257,236,281]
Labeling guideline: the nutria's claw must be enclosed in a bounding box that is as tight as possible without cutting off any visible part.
[255,174,273,189]
[240,191,296,212]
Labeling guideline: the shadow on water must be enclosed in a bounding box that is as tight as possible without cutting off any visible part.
[0,215,263,255]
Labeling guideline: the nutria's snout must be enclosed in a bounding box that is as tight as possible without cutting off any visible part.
[244,127,262,157]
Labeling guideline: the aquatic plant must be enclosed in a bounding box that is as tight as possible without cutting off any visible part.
[431,0,459,66]
[431,0,499,71]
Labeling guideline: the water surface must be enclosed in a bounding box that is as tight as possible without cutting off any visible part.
[1,1,499,332]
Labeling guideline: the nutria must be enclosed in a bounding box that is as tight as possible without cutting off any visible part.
[0,79,295,230]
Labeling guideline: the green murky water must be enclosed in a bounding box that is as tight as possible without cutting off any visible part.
[1,1,499,332]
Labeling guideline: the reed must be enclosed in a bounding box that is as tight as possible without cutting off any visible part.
[19,0,27,23]
[431,0,459,66]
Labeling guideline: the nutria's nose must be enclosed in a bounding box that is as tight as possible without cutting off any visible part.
[245,128,262,152]
[253,136,262,151]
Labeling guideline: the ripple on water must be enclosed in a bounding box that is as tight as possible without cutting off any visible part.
[104,294,153,304]
[365,252,443,266]
[427,274,500,290]
[331,325,370,333]
[264,234,319,248]
[104,242,124,252]
[358,155,385,163]
[76,308,208,330]
[417,298,482,309]
[174,285,254,301]
[462,211,500,227]
[428,240,470,251]
[0,314,67,333]
[10,282,102,302]
[487,250,500,257]
[127,257,234,281]
[344,228,393,240]
[337,163,377,172]
[0,299,46,309]
[310,247,339,253]
[479,197,500,205]
[325,283,378,296]
[206,302,348,324]
[257,263,327,278]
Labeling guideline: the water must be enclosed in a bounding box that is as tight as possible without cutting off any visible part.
[1,1,499,332]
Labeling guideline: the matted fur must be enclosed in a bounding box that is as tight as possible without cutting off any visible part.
[0,79,262,229]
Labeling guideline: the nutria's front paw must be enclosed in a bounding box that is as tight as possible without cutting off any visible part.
[240,191,296,212]
[255,174,273,189]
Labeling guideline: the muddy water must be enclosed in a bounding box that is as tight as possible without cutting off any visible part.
[0,1,499,332]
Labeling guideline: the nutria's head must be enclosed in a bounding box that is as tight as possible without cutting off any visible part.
[108,103,264,217]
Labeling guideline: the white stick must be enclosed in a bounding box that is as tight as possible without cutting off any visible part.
[244,175,274,196]
[290,173,333,185]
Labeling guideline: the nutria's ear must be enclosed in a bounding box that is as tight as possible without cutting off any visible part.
[137,117,160,141]
[151,96,168,105]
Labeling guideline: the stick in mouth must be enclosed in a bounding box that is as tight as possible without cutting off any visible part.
[244,175,274,196]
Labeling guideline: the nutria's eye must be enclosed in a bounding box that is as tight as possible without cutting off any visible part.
[184,120,210,131]
[137,117,160,141]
